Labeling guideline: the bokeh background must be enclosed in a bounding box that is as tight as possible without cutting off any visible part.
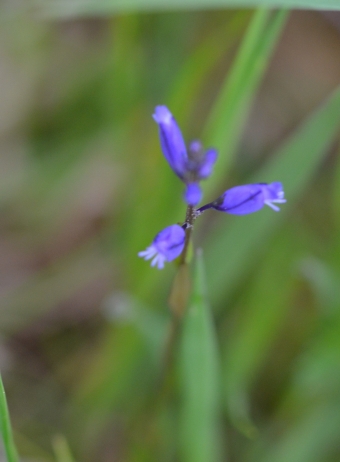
[1,3,340,462]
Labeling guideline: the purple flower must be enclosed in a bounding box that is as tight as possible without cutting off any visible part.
[199,182,286,215]
[153,106,217,206]
[138,224,185,269]
[184,183,202,206]
[153,106,187,179]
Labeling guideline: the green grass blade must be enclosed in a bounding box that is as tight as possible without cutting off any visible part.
[179,250,221,462]
[52,435,75,462]
[169,10,251,120]
[204,85,340,308]
[222,224,310,432]
[39,0,340,18]
[204,8,288,194]
[254,402,340,462]
[0,374,19,462]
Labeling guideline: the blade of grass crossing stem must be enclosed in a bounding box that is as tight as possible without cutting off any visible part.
[179,250,221,462]
[205,85,340,308]
[203,9,288,196]
[0,374,18,462]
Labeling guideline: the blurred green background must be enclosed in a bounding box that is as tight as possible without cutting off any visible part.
[1,2,340,462]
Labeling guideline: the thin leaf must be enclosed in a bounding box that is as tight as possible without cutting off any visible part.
[52,435,76,462]
[222,224,309,433]
[204,8,288,194]
[169,10,251,119]
[0,374,19,462]
[251,402,340,462]
[179,250,221,462]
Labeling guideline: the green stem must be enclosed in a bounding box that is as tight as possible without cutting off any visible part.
[0,374,19,462]
[160,205,197,388]
[179,205,195,265]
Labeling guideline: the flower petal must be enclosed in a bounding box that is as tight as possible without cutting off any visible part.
[260,182,285,201]
[138,246,157,260]
[153,106,187,178]
[139,224,185,269]
[198,148,218,179]
[154,224,186,261]
[210,182,286,215]
[212,184,264,215]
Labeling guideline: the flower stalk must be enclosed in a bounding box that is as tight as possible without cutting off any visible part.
[138,105,286,388]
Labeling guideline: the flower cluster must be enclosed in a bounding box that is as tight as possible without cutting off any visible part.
[139,106,286,269]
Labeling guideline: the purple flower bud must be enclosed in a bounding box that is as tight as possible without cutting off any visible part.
[198,148,218,179]
[153,106,188,179]
[184,183,202,206]
[153,106,218,205]
[209,182,286,215]
[138,224,185,269]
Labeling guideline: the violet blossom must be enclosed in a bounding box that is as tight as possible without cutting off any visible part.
[139,106,287,269]
[153,105,217,206]
[138,224,185,269]
[197,182,286,215]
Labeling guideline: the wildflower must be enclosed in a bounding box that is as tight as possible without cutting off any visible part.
[138,224,185,269]
[140,107,286,270]
[198,182,286,215]
[153,106,217,206]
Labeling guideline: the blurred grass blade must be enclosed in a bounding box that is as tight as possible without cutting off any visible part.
[205,84,340,307]
[204,8,288,194]
[0,374,18,462]
[254,402,340,462]
[39,1,340,18]
[332,143,340,228]
[222,225,304,432]
[52,435,75,462]
[169,10,250,119]
[179,250,221,462]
